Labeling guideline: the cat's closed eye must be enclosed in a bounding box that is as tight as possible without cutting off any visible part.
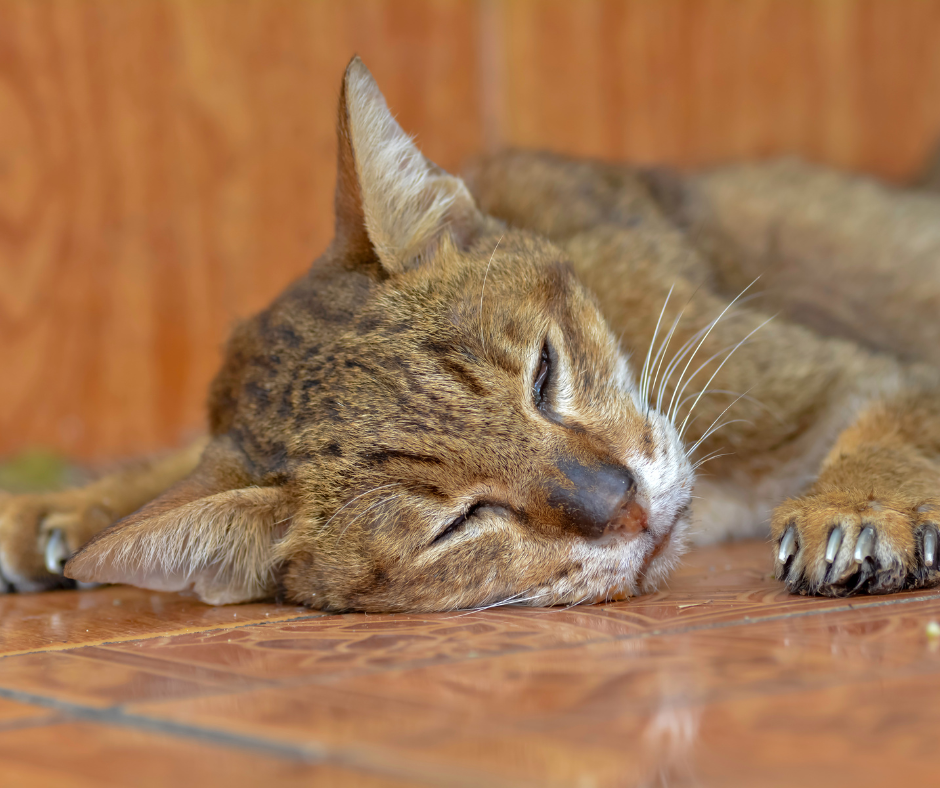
[533,338,552,409]
[431,502,483,546]
[430,502,513,548]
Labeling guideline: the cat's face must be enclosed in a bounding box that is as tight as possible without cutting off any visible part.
[65,57,693,611]
[277,230,693,611]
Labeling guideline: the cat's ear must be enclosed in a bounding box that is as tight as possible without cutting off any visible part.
[334,56,486,273]
[64,438,292,605]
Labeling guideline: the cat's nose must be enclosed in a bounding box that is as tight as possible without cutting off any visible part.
[545,459,644,539]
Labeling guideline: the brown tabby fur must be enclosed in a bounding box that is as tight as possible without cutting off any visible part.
[2,57,940,610]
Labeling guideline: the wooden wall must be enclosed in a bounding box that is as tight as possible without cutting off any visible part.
[3,0,940,462]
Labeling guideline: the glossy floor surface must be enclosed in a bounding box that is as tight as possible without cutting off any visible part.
[0,540,937,787]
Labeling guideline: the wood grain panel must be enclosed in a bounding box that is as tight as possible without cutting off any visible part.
[4,0,940,462]
[0,0,483,461]
[498,0,940,176]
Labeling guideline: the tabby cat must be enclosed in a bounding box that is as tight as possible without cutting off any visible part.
[2,57,939,611]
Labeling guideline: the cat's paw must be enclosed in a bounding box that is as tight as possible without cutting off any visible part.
[771,492,940,596]
[0,490,110,592]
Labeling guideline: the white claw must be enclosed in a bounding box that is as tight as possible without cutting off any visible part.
[925,529,937,568]
[854,526,875,564]
[825,527,843,564]
[778,527,797,563]
[44,529,69,575]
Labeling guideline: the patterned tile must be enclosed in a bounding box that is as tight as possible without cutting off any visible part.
[96,608,611,680]
[0,649,259,707]
[1,540,937,786]
[128,594,940,788]
[0,584,310,656]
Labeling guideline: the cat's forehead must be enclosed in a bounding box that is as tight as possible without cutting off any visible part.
[370,235,587,337]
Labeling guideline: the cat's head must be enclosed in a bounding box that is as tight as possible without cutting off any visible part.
[66,58,694,611]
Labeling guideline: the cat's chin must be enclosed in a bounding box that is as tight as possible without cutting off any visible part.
[551,512,687,607]
[639,507,692,593]
[598,506,691,602]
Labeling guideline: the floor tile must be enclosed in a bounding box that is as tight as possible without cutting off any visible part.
[0,584,310,656]
[684,674,940,787]
[96,607,611,681]
[129,593,940,788]
[0,648,264,707]
[0,539,937,786]
[0,721,417,788]
[0,696,57,726]
[92,541,940,687]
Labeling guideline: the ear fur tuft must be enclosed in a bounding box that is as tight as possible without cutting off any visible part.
[66,486,291,604]
[65,438,293,605]
[337,56,484,272]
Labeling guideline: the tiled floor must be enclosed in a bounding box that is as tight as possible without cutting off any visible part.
[0,541,938,787]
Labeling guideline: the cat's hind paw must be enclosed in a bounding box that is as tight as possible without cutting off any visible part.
[771,493,940,596]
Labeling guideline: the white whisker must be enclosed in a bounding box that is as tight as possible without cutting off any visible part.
[665,277,761,423]
[478,235,503,353]
[323,482,399,533]
[655,323,711,414]
[686,419,753,457]
[338,493,400,538]
[454,589,547,616]
[685,391,755,455]
[640,284,674,406]
[677,315,775,439]
[656,293,768,416]
[648,313,683,411]
[674,388,778,423]
[691,450,733,471]
[669,342,744,424]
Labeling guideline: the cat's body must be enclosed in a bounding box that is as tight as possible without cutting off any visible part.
[2,58,939,610]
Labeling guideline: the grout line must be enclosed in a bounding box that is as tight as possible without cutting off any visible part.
[0,685,326,759]
[0,591,935,784]
[0,686,527,788]
[0,712,66,734]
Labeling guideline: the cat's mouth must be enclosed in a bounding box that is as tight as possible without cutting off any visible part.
[638,503,692,590]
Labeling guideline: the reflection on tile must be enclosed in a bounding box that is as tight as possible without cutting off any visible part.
[0,584,310,656]
[99,608,609,680]
[0,721,415,788]
[96,540,940,686]
[688,675,940,787]
[1,539,938,786]
[0,649,262,707]
[130,595,940,787]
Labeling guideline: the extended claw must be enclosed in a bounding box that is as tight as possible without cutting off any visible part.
[44,529,69,575]
[925,528,937,568]
[778,526,797,563]
[854,526,875,564]
[825,527,843,564]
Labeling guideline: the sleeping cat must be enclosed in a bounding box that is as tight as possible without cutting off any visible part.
[1,57,939,611]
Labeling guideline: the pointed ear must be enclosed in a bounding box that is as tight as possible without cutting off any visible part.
[64,438,293,605]
[334,56,486,273]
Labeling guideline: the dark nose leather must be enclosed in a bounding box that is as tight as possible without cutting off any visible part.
[545,459,644,539]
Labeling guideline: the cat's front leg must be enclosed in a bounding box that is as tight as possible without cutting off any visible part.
[0,438,207,591]
[0,489,117,591]
[772,393,940,595]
